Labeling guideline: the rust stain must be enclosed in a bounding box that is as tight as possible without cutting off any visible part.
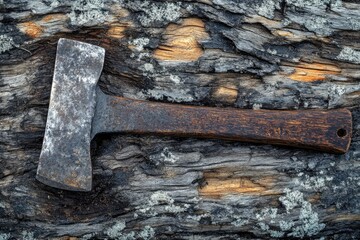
[213,86,238,104]
[18,14,69,39]
[63,171,81,189]
[42,14,55,22]
[154,18,209,62]
[287,62,341,82]
[18,21,43,38]
[199,170,276,199]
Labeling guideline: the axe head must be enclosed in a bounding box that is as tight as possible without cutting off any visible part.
[36,38,105,191]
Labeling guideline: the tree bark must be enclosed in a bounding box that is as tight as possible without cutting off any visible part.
[0,0,359,239]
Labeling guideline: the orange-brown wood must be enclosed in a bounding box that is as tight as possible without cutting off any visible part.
[107,24,128,39]
[288,62,341,82]
[198,170,277,198]
[154,18,209,61]
[18,21,43,38]
[213,86,238,104]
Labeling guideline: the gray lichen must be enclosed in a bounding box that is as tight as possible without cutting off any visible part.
[27,1,59,14]
[139,2,181,26]
[0,34,17,53]
[213,0,280,19]
[142,63,154,73]
[138,226,155,240]
[254,189,325,238]
[279,189,325,238]
[105,221,126,239]
[80,233,96,240]
[136,191,190,217]
[255,208,278,221]
[286,0,342,8]
[269,230,285,238]
[169,75,183,84]
[21,231,36,240]
[348,17,360,31]
[104,221,156,240]
[149,146,198,166]
[279,220,295,231]
[159,147,180,163]
[212,205,252,227]
[336,47,360,64]
[291,201,324,237]
[231,218,249,227]
[299,174,333,191]
[252,103,263,110]
[140,88,194,103]
[279,189,304,213]
[304,16,332,36]
[256,0,280,19]
[68,0,108,27]
[123,1,181,27]
[129,38,150,52]
[0,233,10,240]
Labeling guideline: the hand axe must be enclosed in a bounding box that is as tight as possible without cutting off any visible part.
[36,38,352,191]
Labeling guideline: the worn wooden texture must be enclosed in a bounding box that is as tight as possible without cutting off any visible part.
[96,94,352,153]
[0,0,360,239]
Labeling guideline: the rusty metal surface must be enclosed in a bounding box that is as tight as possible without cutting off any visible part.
[36,38,105,191]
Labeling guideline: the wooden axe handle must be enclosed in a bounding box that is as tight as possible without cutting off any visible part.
[96,96,352,153]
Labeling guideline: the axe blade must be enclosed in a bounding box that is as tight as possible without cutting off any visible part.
[36,38,105,191]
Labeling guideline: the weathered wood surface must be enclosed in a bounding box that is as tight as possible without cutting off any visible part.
[0,0,359,239]
[98,95,352,153]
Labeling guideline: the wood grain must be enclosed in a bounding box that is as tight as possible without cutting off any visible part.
[154,18,209,61]
[0,0,360,239]
[93,94,352,154]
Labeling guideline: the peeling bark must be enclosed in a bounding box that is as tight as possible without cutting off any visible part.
[0,0,359,239]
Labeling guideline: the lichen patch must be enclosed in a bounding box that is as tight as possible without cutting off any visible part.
[135,1,181,27]
[255,0,280,19]
[135,191,190,217]
[0,35,17,53]
[337,47,360,64]
[254,189,326,238]
[0,233,11,240]
[129,38,150,52]
[68,0,108,27]
[105,221,126,239]
[139,87,195,103]
[286,0,342,8]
